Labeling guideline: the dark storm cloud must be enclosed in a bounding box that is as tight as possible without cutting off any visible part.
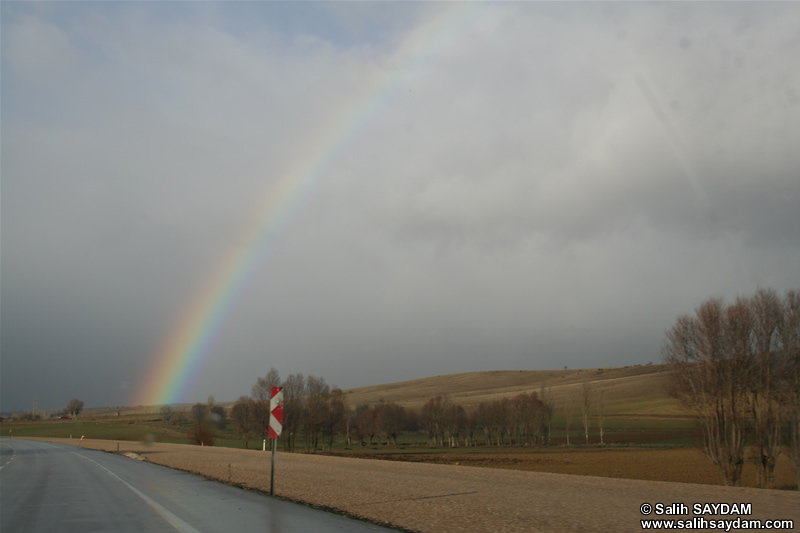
[1,2,797,413]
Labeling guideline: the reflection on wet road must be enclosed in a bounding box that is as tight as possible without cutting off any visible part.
[0,439,396,533]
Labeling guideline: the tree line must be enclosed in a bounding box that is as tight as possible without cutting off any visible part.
[160,395,227,446]
[231,369,347,452]
[664,287,799,489]
[13,398,85,421]
[352,401,414,446]
[229,368,560,452]
[472,390,554,447]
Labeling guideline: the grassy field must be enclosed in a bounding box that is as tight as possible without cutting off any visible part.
[3,364,797,489]
[344,363,683,414]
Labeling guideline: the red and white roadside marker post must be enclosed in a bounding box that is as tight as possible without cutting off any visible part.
[269,386,283,496]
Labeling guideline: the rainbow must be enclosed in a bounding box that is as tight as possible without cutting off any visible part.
[137,3,484,406]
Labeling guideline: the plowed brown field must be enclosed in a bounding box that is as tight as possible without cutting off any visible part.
[336,446,798,489]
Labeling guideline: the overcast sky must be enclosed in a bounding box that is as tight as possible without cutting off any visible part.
[2,2,798,413]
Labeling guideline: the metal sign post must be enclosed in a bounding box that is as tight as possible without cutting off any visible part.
[269,386,284,496]
[270,438,277,496]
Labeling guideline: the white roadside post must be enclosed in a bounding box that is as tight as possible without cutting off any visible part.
[269,386,284,497]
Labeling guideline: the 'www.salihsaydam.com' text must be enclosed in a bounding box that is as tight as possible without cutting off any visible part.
[641,517,794,530]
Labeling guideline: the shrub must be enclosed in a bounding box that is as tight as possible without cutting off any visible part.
[189,423,215,446]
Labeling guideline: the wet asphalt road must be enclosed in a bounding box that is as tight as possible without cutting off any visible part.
[0,438,396,532]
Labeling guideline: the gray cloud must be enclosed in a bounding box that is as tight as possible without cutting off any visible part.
[2,2,798,413]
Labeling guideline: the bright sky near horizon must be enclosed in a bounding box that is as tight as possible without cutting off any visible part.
[2,2,798,413]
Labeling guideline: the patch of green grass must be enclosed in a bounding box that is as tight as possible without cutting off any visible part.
[606,396,686,417]
[601,417,693,430]
[1,420,171,441]
[2,415,699,452]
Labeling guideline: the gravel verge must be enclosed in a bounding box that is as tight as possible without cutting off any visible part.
[30,438,800,532]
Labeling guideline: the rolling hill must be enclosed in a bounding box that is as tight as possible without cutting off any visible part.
[342,363,685,418]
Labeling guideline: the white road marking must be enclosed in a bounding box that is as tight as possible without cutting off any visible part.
[0,442,16,470]
[71,451,200,533]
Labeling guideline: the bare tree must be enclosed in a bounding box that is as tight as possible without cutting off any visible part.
[443,402,467,447]
[664,289,800,488]
[201,395,226,429]
[322,387,348,452]
[511,393,533,446]
[492,398,511,446]
[596,390,606,445]
[420,397,441,447]
[302,375,329,452]
[377,402,406,446]
[465,409,478,447]
[404,408,420,432]
[247,370,349,453]
[65,398,84,418]
[781,290,800,490]
[281,373,305,452]
[171,409,187,426]
[540,382,555,445]
[189,423,215,446]
[251,367,281,403]
[210,405,226,430]
[231,396,256,448]
[191,403,208,424]
[581,383,591,445]
[564,400,572,446]
[473,393,551,447]
[249,400,268,441]
[508,392,540,446]
[746,289,783,488]
[356,405,378,445]
[664,298,750,486]
[475,402,495,446]
[206,394,216,414]
[160,405,174,425]
[420,396,465,447]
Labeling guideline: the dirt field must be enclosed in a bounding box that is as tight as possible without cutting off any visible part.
[336,446,798,489]
[28,437,800,533]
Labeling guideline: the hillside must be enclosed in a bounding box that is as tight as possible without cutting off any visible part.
[343,363,685,418]
[76,363,683,420]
